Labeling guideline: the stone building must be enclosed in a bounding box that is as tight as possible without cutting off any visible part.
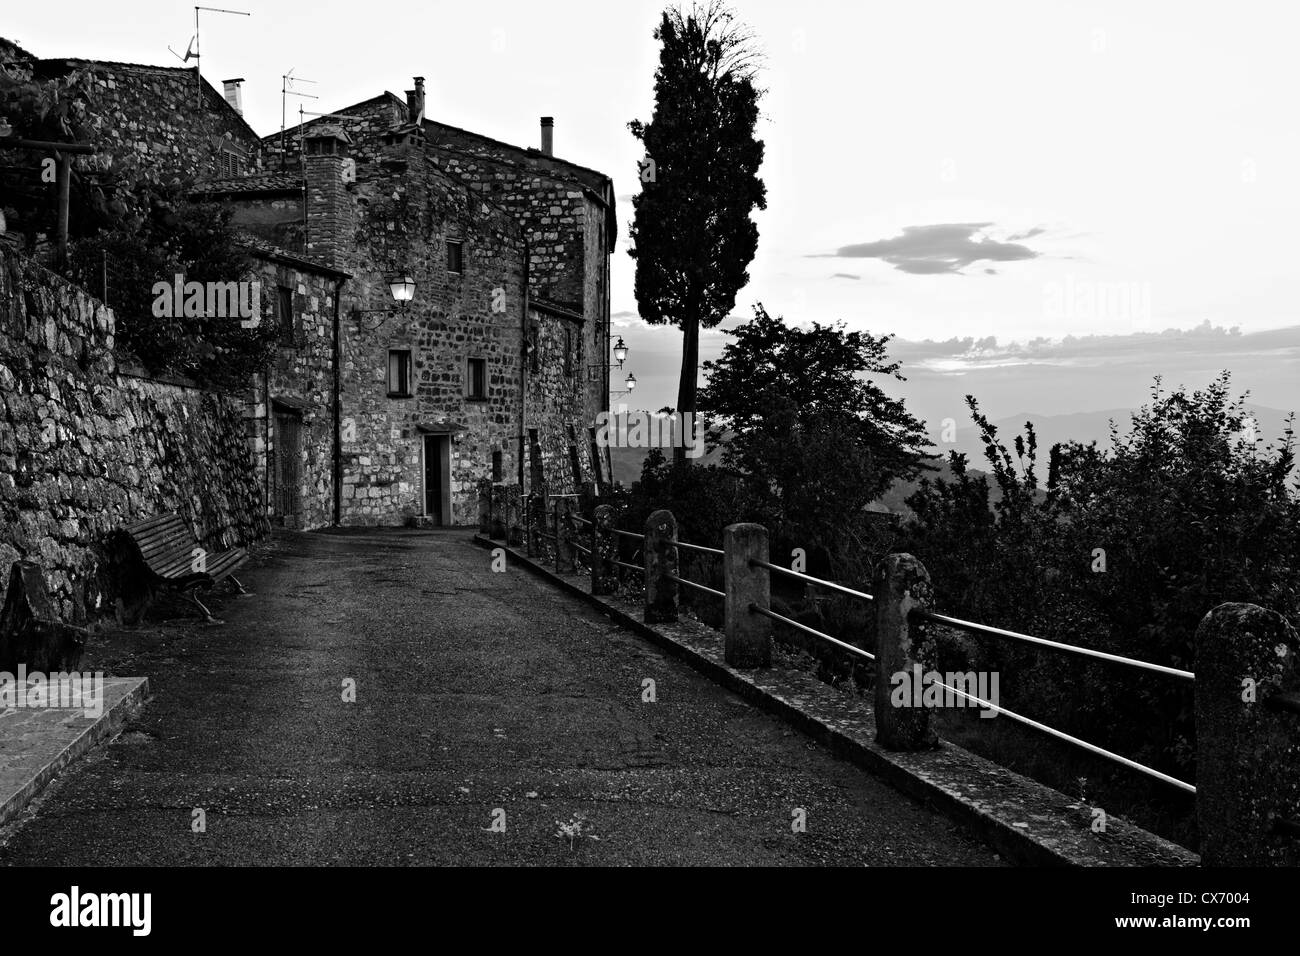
[0,44,262,248]
[197,79,617,528]
[2,45,616,530]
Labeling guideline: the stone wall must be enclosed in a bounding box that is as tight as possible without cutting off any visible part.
[247,254,342,531]
[0,246,267,623]
[269,94,405,173]
[526,304,599,497]
[432,150,590,311]
[244,92,617,524]
[33,58,262,182]
[340,144,527,525]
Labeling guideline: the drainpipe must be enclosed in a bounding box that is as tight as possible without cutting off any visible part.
[519,236,529,492]
[264,372,271,512]
[332,276,344,526]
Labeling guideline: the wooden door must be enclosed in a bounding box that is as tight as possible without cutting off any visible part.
[273,410,302,527]
[424,435,444,524]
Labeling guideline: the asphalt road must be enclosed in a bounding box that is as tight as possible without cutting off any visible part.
[0,529,1000,866]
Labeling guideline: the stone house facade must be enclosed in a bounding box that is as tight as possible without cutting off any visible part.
[30,58,262,181]
[0,42,262,250]
[213,80,616,528]
[2,47,616,530]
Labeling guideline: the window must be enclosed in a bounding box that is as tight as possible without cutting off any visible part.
[277,286,295,346]
[219,148,241,178]
[467,357,487,400]
[564,325,574,377]
[446,239,464,274]
[387,349,412,398]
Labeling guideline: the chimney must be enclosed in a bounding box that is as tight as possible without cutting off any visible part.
[222,78,244,115]
[540,116,553,156]
[303,125,356,271]
[406,76,426,124]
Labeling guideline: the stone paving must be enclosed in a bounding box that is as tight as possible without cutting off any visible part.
[0,529,1001,866]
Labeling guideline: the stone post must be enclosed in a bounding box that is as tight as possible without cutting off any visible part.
[873,553,937,750]
[723,523,770,668]
[1195,602,1300,866]
[553,498,575,573]
[644,509,679,624]
[503,484,523,547]
[489,483,505,539]
[591,504,617,596]
[477,479,491,535]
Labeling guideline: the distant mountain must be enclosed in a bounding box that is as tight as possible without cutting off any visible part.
[932,404,1294,465]
[607,403,1294,515]
[607,441,725,485]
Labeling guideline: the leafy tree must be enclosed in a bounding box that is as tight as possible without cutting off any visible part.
[65,190,278,389]
[699,303,931,568]
[1,57,275,388]
[901,374,1300,844]
[0,58,166,245]
[628,1,766,461]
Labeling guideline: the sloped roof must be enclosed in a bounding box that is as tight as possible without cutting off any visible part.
[33,56,261,144]
[260,89,614,195]
[193,171,302,197]
[238,232,350,280]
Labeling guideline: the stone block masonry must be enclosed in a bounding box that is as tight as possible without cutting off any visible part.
[32,58,262,183]
[0,246,268,624]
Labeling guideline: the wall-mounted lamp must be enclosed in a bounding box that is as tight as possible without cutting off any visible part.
[588,335,631,381]
[611,372,637,399]
[355,271,417,330]
[388,273,416,304]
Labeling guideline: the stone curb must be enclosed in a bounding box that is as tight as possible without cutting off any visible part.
[474,534,1199,868]
[0,677,151,829]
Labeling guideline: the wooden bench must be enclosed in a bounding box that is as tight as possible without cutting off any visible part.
[121,514,249,622]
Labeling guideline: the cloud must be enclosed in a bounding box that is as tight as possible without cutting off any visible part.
[816,222,1043,275]
[890,321,1300,374]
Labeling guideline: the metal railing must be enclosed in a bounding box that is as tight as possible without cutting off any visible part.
[911,609,1195,682]
[751,603,875,662]
[926,674,1195,793]
[665,572,725,600]
[634,517,1194,794]
[750,557,874,603]
[673,539,724,557]
[480,484,1299,858]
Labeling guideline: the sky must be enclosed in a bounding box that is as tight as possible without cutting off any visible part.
[6,0,1297,435]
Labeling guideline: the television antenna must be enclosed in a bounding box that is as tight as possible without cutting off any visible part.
[280,69,318,166]
[169,7,251,111]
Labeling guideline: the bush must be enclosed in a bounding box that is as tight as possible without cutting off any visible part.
[900,375,1300,844]
[64,193,278,389]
